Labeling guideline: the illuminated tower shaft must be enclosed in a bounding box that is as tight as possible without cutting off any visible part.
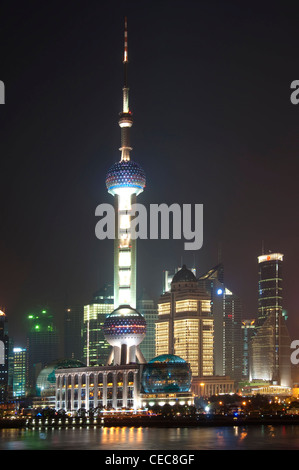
[114,190,137,309]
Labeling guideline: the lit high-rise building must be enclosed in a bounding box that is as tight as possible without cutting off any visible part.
[197,264,224,376]
[250,252,291,387]
[257,252,283,327]
[12,347,27,398]
[241,319,256,380]
[156,265,214,377]
[83,285,114,366]
[197,264,243,384]
[0,310,9,402]
[222,287,243,384]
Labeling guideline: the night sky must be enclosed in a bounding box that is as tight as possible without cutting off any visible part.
[0,1,298,346]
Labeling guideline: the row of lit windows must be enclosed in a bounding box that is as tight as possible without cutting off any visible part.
[155,322,169,356]
[158,303,170,315]
[84,304,114,322]
[175,300,198,313]
[61,382,134,389]
[201,300,211,313]
[158,299,211,315]
[173,319,200,376]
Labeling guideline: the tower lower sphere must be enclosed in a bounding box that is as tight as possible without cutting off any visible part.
[103,305,146,365]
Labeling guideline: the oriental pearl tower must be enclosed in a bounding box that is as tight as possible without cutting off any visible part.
[104,18,146,366]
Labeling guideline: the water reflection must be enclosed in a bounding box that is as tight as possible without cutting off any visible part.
[1,425,299,450]
[101,426,144,446]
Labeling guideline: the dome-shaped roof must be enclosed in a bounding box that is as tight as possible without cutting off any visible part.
[36,359,86,396]
[148,354,186,364]
[142,355,191,394]
[105,160,146,194]
[171,265,197,284]
[105,305,144,318]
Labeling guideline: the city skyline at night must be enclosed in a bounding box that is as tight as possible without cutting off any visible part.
[1,1,299,453]
[0,1,298,352]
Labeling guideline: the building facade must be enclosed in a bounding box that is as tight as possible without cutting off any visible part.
[241,319,256,380]
[191,375,235,398]
[0,310,9,402]
[137,292,158,362]
[83,285,114,366]
[197,264,243,384]
[12,347,27,398]
[55,364,143,411]
[26,307,60,394]
[257,253,283,327]
[250,252,291,387]
[156,265,214,377]
[64,305,84,363]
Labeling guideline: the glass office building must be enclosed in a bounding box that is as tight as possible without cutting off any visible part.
[12,348,27,398]
[250,253,291,387]
[83,285,114,366]
[257,253,283,327]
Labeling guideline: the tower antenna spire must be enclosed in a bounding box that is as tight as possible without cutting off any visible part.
[124,16,128,66]
[123,16,129,110]
[119,16,133,161]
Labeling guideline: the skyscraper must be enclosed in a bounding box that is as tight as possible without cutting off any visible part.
[250,252,291,387]
[241,319,256,380]
[197,264,243,384]
[12,347,27,398]
[0,310,9,402]
[82,285,114,366]
[223,287,243,384]
[26,307,60,394]
[156,265,214,377]
[257,253,283,327]
[137,291,158,362]
[197,264,224,376]
[64,305,84,362]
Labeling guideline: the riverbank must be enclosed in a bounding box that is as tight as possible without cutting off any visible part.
[13,414,299,429]
[0,418,27,428]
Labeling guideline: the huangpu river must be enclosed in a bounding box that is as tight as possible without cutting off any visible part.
[1,425,299,450]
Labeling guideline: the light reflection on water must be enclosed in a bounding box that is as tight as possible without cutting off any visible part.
[1,425,299,450]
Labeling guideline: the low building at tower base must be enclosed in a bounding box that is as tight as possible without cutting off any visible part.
[55,364,143,413]
[191,376,235,397]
